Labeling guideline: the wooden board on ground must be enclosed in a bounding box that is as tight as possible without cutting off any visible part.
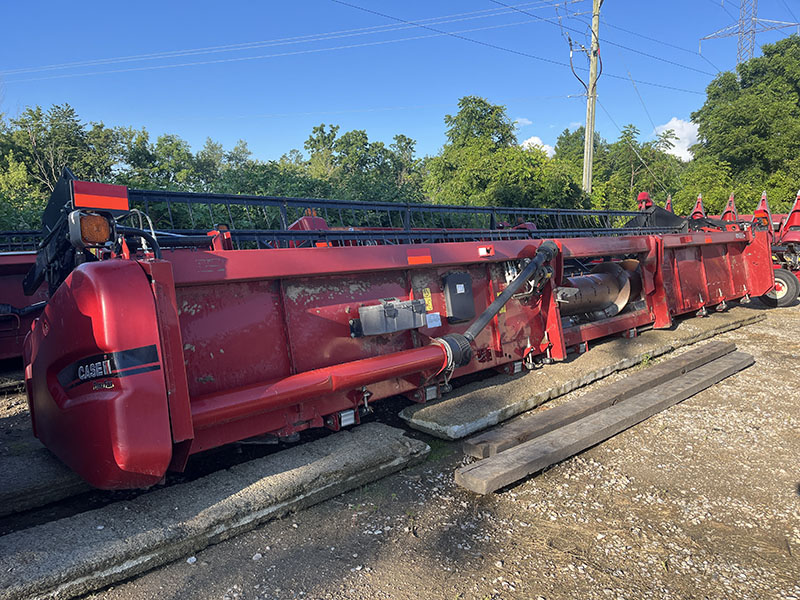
[455,351,754,495]
[0,379,24,394]
[462,341,736,459]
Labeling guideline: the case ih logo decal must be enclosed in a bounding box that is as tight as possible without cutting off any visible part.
[78,359,113,380]
[57,345,160,390]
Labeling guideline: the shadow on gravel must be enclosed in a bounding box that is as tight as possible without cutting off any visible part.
[0,356,24,379]
[729,297,798,311]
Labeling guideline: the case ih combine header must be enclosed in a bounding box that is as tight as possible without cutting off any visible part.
[16,170,774,489]
[674,189,800,306]
[0,232,43,360]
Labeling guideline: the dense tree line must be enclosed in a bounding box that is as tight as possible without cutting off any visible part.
[2,35,799,231]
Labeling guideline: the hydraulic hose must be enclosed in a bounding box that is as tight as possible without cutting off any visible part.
[438,240,559,368]
[464,240,558,342]
[0,300,47,317]
[117,226,162,259]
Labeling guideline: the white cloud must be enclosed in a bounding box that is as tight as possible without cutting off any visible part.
[654,117,699,161]
[568,121,583,129]
[521,136,555,157]
[514,117,533,128]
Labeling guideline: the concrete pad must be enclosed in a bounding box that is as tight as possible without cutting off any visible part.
[0,450,90,518]
[400,306,765,440]
[0,393,89,517]
[0,423,429,600]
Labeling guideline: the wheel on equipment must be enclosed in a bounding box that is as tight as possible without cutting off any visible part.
[760,267,799,307]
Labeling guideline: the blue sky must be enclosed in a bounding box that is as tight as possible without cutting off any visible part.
[1,0,798,162]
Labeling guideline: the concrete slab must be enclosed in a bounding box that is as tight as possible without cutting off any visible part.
[0,450,90,518]
[400,305,765,440]
[0,423,429,600]
[0,392,89,518]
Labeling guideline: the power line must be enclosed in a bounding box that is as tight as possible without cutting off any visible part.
[710,0,740,21]
[3,0,703,95]
[596,99,670,196]
[330,0,704,95]
[596,18,722,73]
[0,0,583,76]
[780,0,798,23]
[175,93,583,123]
[602,74,702,94]
[330,0,570,68]
[489,0,717,76]
[593,18,687,186]
[626,72,658,133]
[1,19,571,84]
[624,71,684,186]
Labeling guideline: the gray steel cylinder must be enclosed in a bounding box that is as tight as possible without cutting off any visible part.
[558,262,642,319]
[559,272,623,317]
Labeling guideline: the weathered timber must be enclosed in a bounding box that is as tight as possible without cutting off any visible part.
[462,341,736,459]
[401,308,764,441]
[0,379,24,394]
[454,351,754,495]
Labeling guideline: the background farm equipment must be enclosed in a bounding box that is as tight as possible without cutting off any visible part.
[667,189,800,307]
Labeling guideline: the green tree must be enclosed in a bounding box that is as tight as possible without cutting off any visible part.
[0,150,42,229]
[10,105,86,191]
[553,125,606,167]
[444,96,517,148]
[194,137,225,190]
[671,158,734,215]
[304,124,339,179]
[226,140,252,169]
[390,134,424,202]
[426,96,586,207]
[691,34,800,211]
[592,125,683,211]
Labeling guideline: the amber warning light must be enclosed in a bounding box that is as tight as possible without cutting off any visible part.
[67,211,115,249]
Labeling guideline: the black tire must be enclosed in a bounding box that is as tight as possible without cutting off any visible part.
[760,267,799,307]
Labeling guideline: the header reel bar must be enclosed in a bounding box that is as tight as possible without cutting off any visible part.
[126,188,686,249]
[0,231,40,253]
[22,169,689,296]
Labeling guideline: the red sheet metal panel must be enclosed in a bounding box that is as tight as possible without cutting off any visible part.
[743,230,775,297]
[72,180,130,212]
[283,271,412,374]
[562,308,652,348]
[24,260,172,488]
[701,244,735,304]
[0,253,45,360]
[178,279,292,397]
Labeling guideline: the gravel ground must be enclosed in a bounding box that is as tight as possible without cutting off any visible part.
[70,300,799,600]
[0,372,35,458]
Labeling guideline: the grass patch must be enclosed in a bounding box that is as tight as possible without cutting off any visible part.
[426,437,455,461]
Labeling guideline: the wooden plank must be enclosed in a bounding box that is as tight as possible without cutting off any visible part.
[462,341,736,459]
[0,379,24,394]
[455,351,754,495]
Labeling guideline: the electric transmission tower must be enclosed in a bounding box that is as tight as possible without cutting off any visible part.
[701,0,800,65]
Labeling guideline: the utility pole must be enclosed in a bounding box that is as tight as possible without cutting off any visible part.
[581,0,602,194]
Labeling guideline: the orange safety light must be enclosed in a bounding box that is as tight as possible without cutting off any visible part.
[68,211,115,249]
